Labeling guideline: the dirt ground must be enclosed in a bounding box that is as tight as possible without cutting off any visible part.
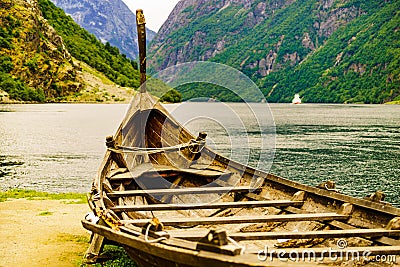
[0,199,91,267]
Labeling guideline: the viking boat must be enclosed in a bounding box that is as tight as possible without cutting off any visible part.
[82,10,400,267]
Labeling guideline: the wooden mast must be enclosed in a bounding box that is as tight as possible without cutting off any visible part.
[136,9,147,93]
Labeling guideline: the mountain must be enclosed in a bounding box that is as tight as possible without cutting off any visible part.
[148,0,400,104]
[0,0,141,102]
[0,0,81,102]
[49,0,156,60]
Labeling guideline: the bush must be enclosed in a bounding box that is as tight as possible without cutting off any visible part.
[159,89,182,103]
[0,56,13,73]
[0,72,46,102]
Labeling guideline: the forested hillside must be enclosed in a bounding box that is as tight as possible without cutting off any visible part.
[0,0,141,102]
[38,0,141,88]
[0,0,80,101]
[149,0,400,103]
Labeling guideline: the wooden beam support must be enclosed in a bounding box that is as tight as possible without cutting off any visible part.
[107,186,261,198]
[246,193,400,246]
[121,213,348,227]
[165,228,400,241]
[111,200,303,212]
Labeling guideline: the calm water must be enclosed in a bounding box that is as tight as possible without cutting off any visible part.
[0,103,399,205]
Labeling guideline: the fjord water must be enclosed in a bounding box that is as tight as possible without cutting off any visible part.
[0,103,399,206]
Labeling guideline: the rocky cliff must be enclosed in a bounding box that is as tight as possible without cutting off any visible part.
[50,0,156,59]
[0,0,81,101]
[148,0,400,103]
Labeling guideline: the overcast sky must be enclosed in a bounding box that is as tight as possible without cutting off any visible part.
[121,0,181,32]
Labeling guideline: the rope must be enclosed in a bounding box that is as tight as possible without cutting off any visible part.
[144,223,168,243]
[325,184,338,192]
[113,139,205,154]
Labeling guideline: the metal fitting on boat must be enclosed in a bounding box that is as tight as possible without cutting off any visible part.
[317,180,336,191]
[197,230,243,256]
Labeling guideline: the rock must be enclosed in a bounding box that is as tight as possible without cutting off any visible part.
[49,0,156,59]
[302,32,315,50]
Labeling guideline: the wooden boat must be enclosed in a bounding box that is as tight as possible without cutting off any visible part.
[82,10,400,266]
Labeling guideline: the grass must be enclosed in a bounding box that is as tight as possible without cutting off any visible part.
[79,245,137,267]
[0,189,87,203]
[58,233,90,244]
[38,211,54,216]
[385,100,400,105]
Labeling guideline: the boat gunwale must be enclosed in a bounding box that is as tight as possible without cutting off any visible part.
[82,220,329,267]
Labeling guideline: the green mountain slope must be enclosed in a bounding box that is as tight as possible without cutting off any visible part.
[0,0,81,101]
[148,0,400,103]
[0,0,141,102]
[38,0,141,88]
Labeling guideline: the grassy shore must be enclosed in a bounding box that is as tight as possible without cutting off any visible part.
[0,189,87,203]
[0,189,136,267]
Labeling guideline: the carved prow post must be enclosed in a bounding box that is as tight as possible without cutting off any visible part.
[136,9,147,92]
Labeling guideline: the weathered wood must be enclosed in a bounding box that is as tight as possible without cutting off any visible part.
[107,186,260,198]
[84,233,105,263]
[107,168,128,178]
[108,164,231,181]
[82,220,269,267]
[248,193,400,247]
[164,228,400,241]
[121,213,348,227]
[136,9,147,91]
[111,200,303,212]
[264,173,400,216]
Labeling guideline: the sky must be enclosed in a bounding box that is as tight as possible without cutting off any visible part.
[121,0,181,32]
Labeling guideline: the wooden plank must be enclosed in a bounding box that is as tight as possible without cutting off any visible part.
[107,168,128,178]
[287,204,400,246]
[226,229,400,241]
[121,213,348,227]
[109,172,134,180]
[111,200,304,212]
[84,234,105,263]
[107,186,260,198]
[109,166,231,181]
[164,229,400,241]
[82,220,270,267]
[247,193,400,247]
[262,173,400,216]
